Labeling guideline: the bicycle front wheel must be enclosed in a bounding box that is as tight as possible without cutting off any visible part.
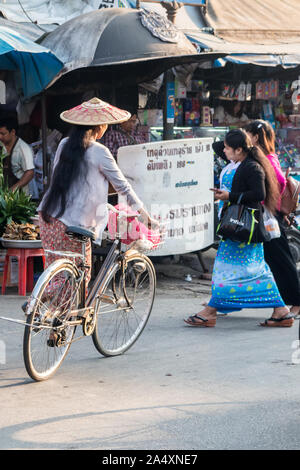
[23,259,81,381]
[92,253,156,356]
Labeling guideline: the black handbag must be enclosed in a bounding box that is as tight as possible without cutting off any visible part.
[216,194,268,244]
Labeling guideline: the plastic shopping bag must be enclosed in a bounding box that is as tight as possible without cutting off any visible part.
[107,203,160,249]
[263,208,281,241]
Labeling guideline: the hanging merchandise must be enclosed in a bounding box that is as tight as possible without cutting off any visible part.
[201,84,210,100]
[246,82,252,101]
[175,100,184,126]
[256,81,264,100]
[269,79,279,99]
[234,85,239,100]
[263,103,276,129]
[185,111,200,126]
[184,98,192,112]
[276,139,300,169]
[238,81,246,101]
[192,98,200,111]
[263,81,271,100]
[201,106,211,126]
[190,79,203,91]
[229,85,237,99]
[166,80,175,124]
[291,79,300,105]
[221,84,230,98]
[175,79,187,99]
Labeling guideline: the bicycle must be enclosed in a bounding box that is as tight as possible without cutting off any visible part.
[21,204,160,381]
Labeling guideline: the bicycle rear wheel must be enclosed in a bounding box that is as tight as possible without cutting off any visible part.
[92,253,156,356]
[23,260,81,381]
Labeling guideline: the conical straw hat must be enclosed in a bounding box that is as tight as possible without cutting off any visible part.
[60,97,131,125]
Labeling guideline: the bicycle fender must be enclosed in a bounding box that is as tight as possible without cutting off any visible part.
[25,258,80,316]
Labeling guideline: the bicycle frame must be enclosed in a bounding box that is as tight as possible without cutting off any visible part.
[0,206,161,330]
[86,239,120,308]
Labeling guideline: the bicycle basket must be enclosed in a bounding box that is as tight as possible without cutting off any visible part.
[107,203,160,249]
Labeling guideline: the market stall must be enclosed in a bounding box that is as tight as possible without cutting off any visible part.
[0,24,63,289]
[2,3,300,249]
[136,62,300,181]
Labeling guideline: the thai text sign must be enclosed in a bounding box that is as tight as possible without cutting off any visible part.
[117,137,214,256]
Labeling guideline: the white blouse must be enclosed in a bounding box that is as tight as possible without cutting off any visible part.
[214,106,249,125]
[38,138,143,242]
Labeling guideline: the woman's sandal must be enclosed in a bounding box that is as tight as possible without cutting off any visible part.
[290,307,300,318]
[184,314,216,328]
[260,314,294,328]
[201,302,227,316]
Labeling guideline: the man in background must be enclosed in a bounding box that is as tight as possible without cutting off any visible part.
[0,115,34,194]
[101,110,147,159]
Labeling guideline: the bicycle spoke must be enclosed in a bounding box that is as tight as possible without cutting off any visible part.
[92,256,155,356]
[24,263,80,381]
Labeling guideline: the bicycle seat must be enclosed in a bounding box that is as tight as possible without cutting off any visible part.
[66,226,95,241]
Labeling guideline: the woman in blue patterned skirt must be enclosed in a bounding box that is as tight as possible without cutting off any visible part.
[184,129,294,328]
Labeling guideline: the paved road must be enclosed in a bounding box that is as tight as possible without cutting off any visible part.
[1,273,300,450]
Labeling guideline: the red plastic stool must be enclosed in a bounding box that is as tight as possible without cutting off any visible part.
[1,247,46,296]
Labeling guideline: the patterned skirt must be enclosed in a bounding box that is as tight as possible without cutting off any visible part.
[38,213,92,287]
[208,239,284,313]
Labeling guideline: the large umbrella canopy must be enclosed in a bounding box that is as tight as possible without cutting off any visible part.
[39,8,219,93]
[0,25,63,98]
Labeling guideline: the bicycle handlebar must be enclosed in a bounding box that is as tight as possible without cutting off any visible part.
[107,203,139,219]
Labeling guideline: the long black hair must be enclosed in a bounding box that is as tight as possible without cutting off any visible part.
[225,128,280,214]
[223,100,244,119]
[41,124,99,223]
[245,119,276,155]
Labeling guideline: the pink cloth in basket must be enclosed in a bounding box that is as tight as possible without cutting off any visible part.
[108,204,160,248]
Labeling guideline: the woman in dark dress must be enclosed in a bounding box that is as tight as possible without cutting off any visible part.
[184,129,293,328]
[246,120,300,317]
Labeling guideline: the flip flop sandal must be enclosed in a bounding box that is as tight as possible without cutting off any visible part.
[184,314,216,327]
[289,308,300,319]
[260,315,294,327]
[201,302,227,316]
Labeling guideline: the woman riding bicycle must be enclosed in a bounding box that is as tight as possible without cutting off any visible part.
[38,97,156,288]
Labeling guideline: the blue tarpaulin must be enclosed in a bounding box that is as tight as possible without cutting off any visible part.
[213,55,300,69]
[0,26,63,98]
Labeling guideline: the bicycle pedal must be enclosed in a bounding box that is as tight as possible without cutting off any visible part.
[32,322,41,333]
[47,330,59,347]
[47,338,56,347]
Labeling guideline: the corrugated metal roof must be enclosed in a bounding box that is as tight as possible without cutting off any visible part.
[186,30,300,56]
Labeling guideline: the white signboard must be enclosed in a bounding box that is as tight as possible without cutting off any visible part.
[118,137,214,256]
